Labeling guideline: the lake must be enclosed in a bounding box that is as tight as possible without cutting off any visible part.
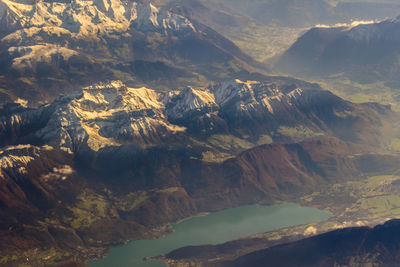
[88,203,331,267]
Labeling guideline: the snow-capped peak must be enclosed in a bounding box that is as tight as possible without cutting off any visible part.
[391,16,400,24]
[77,80,164,112]
[212,79,261,107]
[34,81,186,152]
[166,86,217,120]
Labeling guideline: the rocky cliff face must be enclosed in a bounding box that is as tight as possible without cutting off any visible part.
[0,0,196,37]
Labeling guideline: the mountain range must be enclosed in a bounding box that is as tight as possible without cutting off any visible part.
[0,78,397,265]
[0,0,267,107]
[192,0,400,27]
[277,17,400,87]
[2,0,400,266]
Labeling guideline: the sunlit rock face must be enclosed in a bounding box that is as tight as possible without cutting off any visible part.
[0,0,196,37]
[0,79,391,154]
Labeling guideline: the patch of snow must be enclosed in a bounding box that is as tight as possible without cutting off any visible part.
[14,97,28,108]
[41,165,74,182]
[167,87,217,119]
[8,44,79,69]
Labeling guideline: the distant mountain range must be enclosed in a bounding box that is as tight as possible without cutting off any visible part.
[2,0,399,107]
[194,0,400,27]
[0,0,268,106]
[277,17,400,87]
[162,0,400,31]
[166,0,252,30]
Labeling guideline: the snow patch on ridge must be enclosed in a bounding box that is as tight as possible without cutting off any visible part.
[315,20,377,30]
[8,44,79,69]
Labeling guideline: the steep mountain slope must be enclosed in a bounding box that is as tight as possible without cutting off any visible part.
[277,17,400,87]
[166,0,251,31]
[0,0,266,106]
[0,78,397,265]
[216,219,400,267]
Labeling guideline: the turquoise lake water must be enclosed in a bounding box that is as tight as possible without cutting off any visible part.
[88,203,331,267]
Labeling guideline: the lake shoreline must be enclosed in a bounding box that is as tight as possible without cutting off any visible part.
[87,203,331,267]
[84,205,275,262]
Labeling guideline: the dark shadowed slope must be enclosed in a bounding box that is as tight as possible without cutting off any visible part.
[217,219,400,267]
